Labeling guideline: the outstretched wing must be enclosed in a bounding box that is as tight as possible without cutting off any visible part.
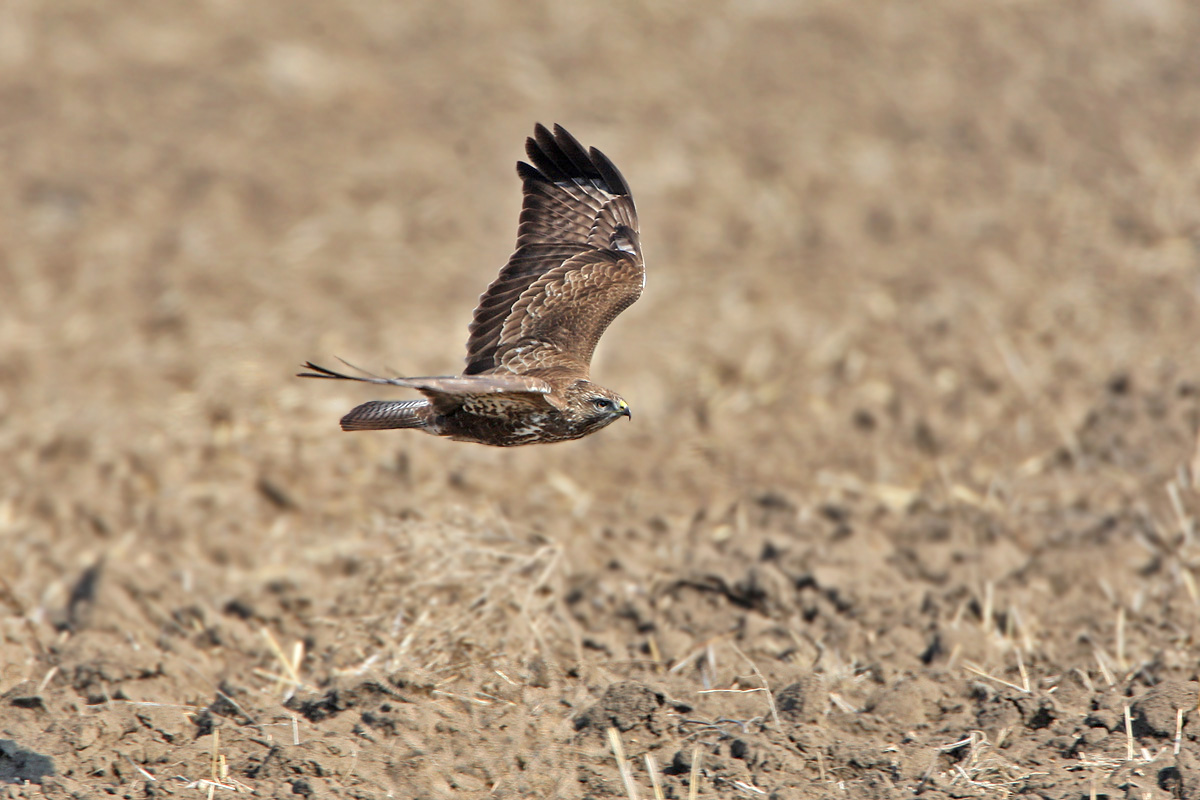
[463,123,643,378]
[299,361,558,419]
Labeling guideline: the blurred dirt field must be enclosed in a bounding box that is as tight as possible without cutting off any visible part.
[4,1,1200,797]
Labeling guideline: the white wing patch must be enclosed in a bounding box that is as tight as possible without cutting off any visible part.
[613,229,638,256]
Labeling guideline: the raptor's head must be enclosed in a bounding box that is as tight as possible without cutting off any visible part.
[564,380,631,434]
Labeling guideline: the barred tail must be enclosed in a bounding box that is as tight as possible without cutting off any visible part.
[340,399,431,431]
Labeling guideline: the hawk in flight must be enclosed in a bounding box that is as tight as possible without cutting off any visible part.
[300,124,643,447]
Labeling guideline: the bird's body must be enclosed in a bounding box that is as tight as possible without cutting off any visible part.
[331,378,624,446]
[300,124,642,446]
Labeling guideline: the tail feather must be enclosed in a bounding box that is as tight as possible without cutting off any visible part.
[340,399,430,432]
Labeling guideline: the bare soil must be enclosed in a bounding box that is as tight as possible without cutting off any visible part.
[3,2,1200,798]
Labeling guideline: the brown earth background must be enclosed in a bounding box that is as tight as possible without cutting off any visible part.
[3,1,1200,798]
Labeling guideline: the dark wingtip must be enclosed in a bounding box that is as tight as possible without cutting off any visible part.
[298,361,329,379]
[526,122,554,164]
[549,123,589,161]
[516,160,540,181]
[520,122,627,194]
[297,361,341,379]
[589,145,631,196]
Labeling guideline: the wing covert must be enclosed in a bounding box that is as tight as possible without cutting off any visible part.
[494,250,643,378]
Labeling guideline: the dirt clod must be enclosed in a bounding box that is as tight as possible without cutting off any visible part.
[1130,681,1198,738]
[575,682,667,734]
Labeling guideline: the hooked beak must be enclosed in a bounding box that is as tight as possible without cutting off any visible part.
[618,400,631,420]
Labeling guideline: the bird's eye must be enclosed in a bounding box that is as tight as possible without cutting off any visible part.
[592,397,612,410]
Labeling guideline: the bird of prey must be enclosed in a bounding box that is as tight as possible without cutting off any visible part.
[300,124,643,447]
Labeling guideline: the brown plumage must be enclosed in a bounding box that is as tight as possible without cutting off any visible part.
[299,124,643,446]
